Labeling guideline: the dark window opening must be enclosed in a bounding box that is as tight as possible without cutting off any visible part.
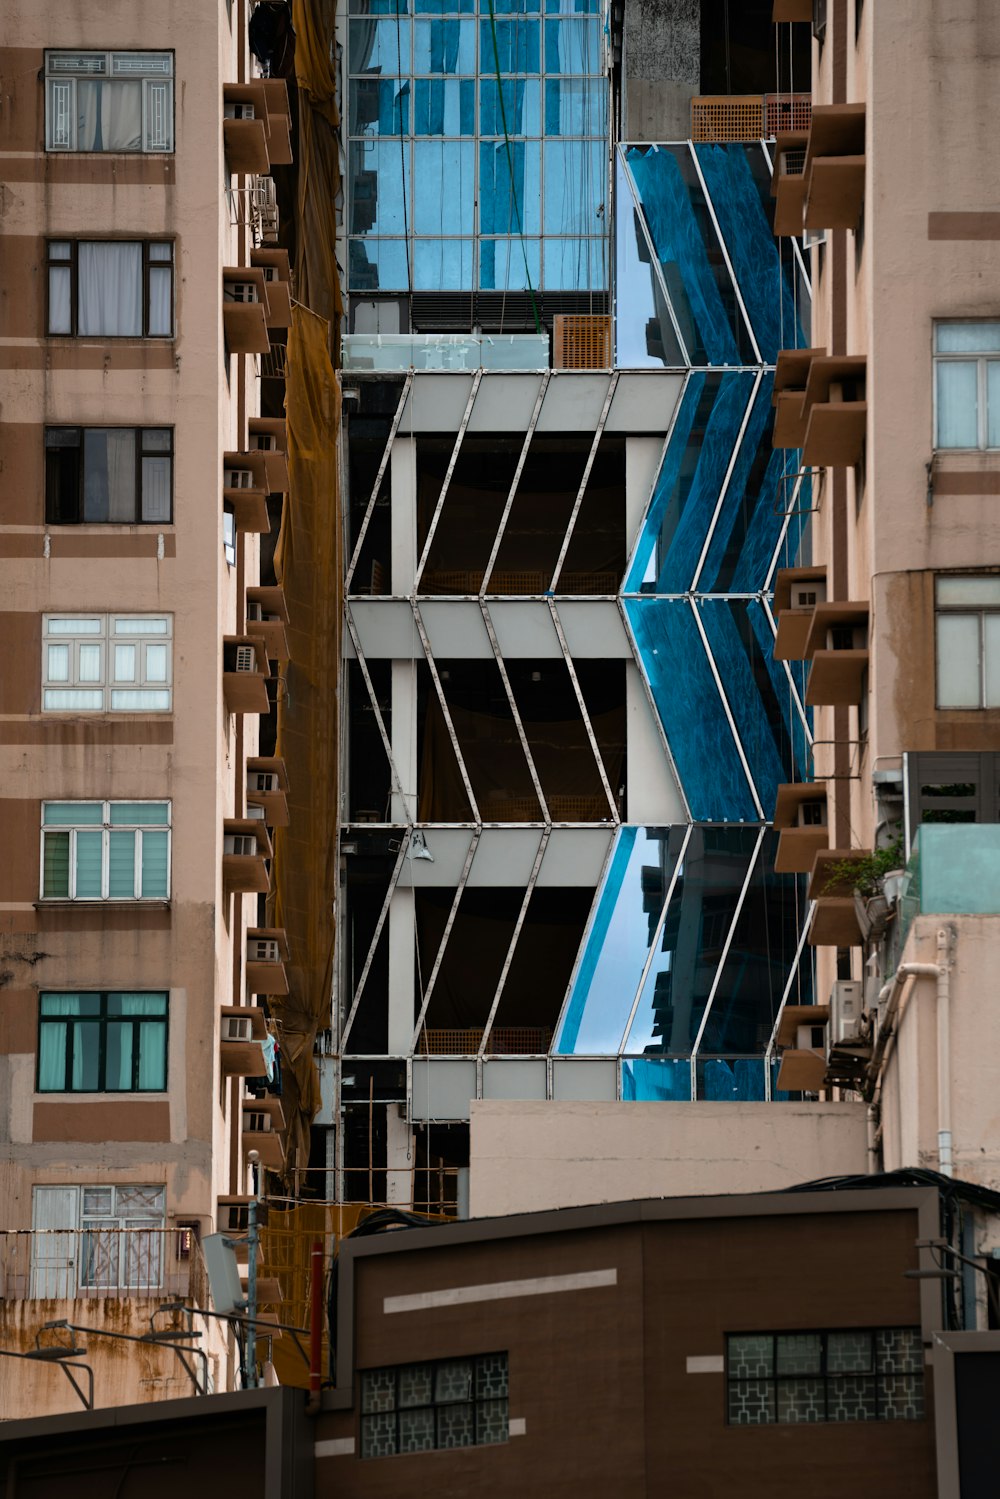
[45,427,173,525]
[417,437,522,594]
[349,661,393,824]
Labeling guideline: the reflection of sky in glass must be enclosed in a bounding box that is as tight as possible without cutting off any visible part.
[614,152,685,369]
[556,826,681,1055]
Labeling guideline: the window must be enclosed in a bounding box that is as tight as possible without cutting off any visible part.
[31,1184,166,1297]
[726,1329,923,1425]
[38,992,168,1093]
[223,507,237,567]
[48,241,174,337]
[43,615,172,712]
[360,1353,509,1458]
[935,576,1000,708]
[934,322,1000,449]
[45,51,174,153]
[45,427,172,524]
[41,801,171,901]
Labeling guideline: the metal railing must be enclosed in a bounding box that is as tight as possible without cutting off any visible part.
[691,92,813,143]
[0,1227,209,1303]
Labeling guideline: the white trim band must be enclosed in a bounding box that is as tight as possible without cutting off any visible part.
[383,1267,618,1315]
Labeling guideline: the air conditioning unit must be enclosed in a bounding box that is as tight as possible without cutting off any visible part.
[244,1109,273,1133]
[247,601,264,622]
[249,772,279,793]
[249,938,280,963]
[223,1014,254,1043]
[225,281,259,304]
[791,580,826,610]
[826,623,867,651]
[258,266,278,284]
[218,1198,252,1233]
[225,101,256,120]
[829,980,863,1042]
[797,800,827,828]
[225,467,254,490]
[224,834,258,857]
[796,1021,828,1051]
[234,645,257,673]
[249,432,277,451]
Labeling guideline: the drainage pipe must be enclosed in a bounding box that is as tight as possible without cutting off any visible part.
[867,940,951,1174]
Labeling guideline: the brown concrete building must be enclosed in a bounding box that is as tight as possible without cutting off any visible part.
[767,1,1000,1201]
[0,0,312,1412]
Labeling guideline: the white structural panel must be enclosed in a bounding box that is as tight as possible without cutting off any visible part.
[535,374,613,432]
[348,600,421,657]
[464,827,545,887]
[550,1058,618,1101]
[604,372,685,433]
[412,1058,478,1121]
[419,601,494,657]
[466,373,546,432]
[625,661,687,823]
[488,601,565,659]
[394,828,476,887]
[534,828,614,887]
[481,1059,548,1100]
[556,600,633,657]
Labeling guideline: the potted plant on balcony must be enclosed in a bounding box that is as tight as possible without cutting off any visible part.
[823,837,904,941]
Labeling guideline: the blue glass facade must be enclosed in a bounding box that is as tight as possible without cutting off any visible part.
[347,0,609,292]
[553,142,814,1096]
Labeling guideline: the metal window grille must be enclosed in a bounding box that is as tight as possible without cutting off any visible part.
[361,1354,509,1459]
[553,314,611,370]
[726,1329,924,1425]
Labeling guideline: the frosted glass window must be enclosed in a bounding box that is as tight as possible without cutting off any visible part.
[47,644,70,681]
[935,360,977,449]
[114,644,137,681]
[146,644,168,682]
[934,322,1000,449]
[79,644,103,681]
[936,614,980,708]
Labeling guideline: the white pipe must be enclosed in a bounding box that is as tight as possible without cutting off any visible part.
[935,927,953,1178]
[868,961,943,1174]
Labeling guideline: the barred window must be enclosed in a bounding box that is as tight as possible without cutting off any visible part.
[45,51,174,153]
[727,1328,924,1425]
[360,1352,509,1458]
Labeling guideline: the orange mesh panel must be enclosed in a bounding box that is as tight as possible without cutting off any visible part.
[764,93,813,137]
[419,1027,552,1054]
[553,315,611,370]
[691,95,764,143]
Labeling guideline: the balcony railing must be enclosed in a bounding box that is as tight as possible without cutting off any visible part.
[341,332,550,373]
[691,92,812,143]
[0,1226,208,1302]
[889,825,1000,973]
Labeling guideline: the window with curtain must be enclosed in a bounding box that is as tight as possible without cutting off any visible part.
[935,575,1000,709]
[47,241,174,337]
[42,615,172,712]
[45,52,174,153]
[37,993,168,1092]
[934,321,1000,450]
[41,801,171,900]
[45,427,173,524]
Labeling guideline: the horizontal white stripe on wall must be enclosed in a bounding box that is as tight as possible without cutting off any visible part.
[315,1438,356,1458]
[383,1267,618,1315]
[686,1355,724,1374]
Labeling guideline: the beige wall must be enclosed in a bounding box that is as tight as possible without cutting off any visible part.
[468,1099,869,1216]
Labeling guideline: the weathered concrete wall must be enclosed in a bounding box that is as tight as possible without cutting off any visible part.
[624,0,700,140]
[468,1099,868,1216]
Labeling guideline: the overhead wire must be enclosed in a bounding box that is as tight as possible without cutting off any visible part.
[486,0,543,333]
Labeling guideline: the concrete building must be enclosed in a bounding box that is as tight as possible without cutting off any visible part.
[0,0,337,1415]
[765,0,1000,1196]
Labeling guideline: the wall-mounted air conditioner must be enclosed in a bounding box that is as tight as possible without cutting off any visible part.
[223,1014,254,1042]
[224,281,259,304]
[244,1110,274,1133]
[224,834,258,857]
[225,468,254,490]
[249,432,277,450]
[829,980,863,1041]
[826,623,867,651]
[796,1021,828,1051]
[791,580,826,610]
[249,772,279,793]
[249,938,280,963]
[225,101,256,121]
[234,645,257,673]
[796,800,827,828]
[258,266,278,284]
[247,602,264,622]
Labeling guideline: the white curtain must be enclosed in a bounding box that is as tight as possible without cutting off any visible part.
[78,242,143,336]
[77,81,142,151]
[106,429,136,520]
[49,267,72,334]
[935,361,977,448]
[148,266,172,336]
[141,456,171,521]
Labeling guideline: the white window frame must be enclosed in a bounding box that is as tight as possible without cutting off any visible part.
[40,800,172,902]
[45,51,175,153]
[42,614,172,713]
[933,320,1000,451]
[935,576,1000,710]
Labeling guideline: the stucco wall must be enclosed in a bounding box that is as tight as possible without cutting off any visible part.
[468,1099,869,1216]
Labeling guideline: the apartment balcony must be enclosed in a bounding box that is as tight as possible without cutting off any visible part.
[773,566,828,659]
[223,83,270,173]
[223,267,271,355]
[0,1225,206,1301]
[774,1002,832,1092]
[774,782,829,873]
[242,1098,285,1170]
[222,819,273,894]
[250,251,292,329]
[248,417,290,492]
[220,1004,270,1075]
[247,756,289,827]
[341,332,550,373]
[803,601,869,707]
[890,824,1000,971]
[245,586,290,662]
[246,927,290,995]
[224,451,270,534]
[259,78,293,165]
[772,349,866,466]
[223,635,270,715]
[807,848,869,947]
[771,102,866,235]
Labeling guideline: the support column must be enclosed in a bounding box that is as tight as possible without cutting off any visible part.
[391,436,417,594]
[385,1103,413,1204]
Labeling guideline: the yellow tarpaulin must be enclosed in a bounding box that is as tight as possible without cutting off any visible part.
[292,0,343,347]
[270,303,342,1173]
